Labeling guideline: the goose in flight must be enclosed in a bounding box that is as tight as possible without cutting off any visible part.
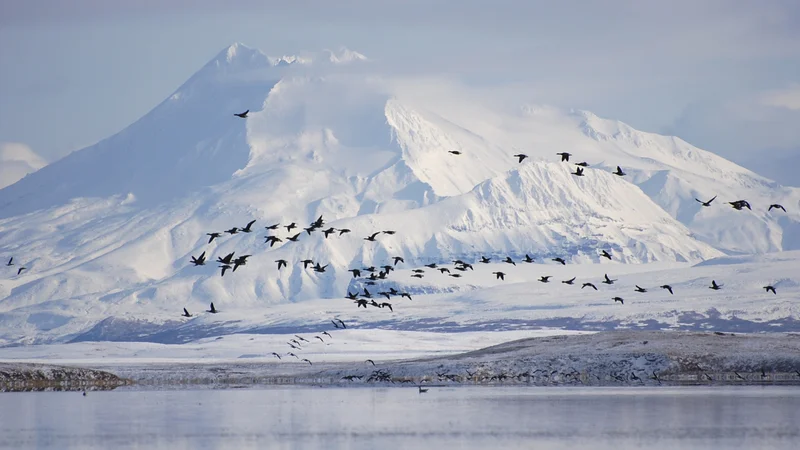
[218,265,232,276]
[634,285,647,293]
[285,222,297,232]
[552,257,566,265]
[224,227,239,235]
[764,285,777,294]
[504,256,516,266]
[695,196,717,207]
[562,277,576,285]
[709,280,723,290]
[217,252,235,265]
[492,271,506,280]
[523,254,534,263]
[479,256,491,263]
[364,232,380,242]
[556,152,571,162]
[182,308,192,317]
[393,256,405,265]
[286,233,301,242]
[190,251,207,266]
[5,257,12,266]
[768,204,786,212]
[301,359,313,365]
[612,166,626,176]
[449,150,462,155]
[207,302,218,313]
[234,109,249,118]
[582,282,598,290]
[206,232,221,243]
[539,276,551,283]
[602,274,617,285]
[572,166,584,177]
[660,285,674,295]
[265,223,280,230]
[514,153,528,163]
[575,162,589,167]
[612,297,624,304]
[240,220,256,233]
[275,259,288,270]
[600,250,612,260]
[264,236,282,247]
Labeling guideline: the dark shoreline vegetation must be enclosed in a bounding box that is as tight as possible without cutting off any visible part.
[3,331,800,392]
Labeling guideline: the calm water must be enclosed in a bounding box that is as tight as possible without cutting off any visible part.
[1,386,798,449]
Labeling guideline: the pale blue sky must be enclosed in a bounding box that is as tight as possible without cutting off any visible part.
[1,0,799,182]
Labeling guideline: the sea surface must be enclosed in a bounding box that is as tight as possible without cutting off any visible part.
[1,386,798,449]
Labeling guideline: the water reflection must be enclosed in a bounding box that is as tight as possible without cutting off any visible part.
[1,387,798,449]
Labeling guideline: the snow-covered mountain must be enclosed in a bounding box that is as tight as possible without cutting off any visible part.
[0,143,46,190]
[0,43,798,345]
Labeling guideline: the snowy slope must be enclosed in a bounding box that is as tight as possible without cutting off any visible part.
[0,43,798,346]
[0,143,46,189]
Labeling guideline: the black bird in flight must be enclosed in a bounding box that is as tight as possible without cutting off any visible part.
[364,232,380,242]
[286,233,301,242]
[729,200,751,210]
[523,254,534,263]
[695,195,717,207]
[602,274,617,285]
[366,359,376,366]
[234,109,249,118]
[380,302,393,312]
[232,255,250,272]
[207,302,218,313]
[219,265,232,276]
[336,319,347,329]
[383,230,396,235]
[768,204,786,212]
[302,359,313,365]
[285,222,297,232]
[323,227,336,238]
[504,256,516,266]
[182,308,192,317]
[240,220,256,233]
[412,274,424,278]
[562,277,576,285]
[600,250,612,260]
[301,259,314,269]
[348,269,361,278]
[572,166,584,177]
[217,252,235,265]
[313,263,328,273]
[449,150,462,155]
[224,227,239,235]
[764,285,777,294]
[514,153,528,163]
[401,293,412,300]
[265,223,280,230]
[315,335,325,343]
[613,297,624,304]
[206,232,221,243]
[557,152,571,162]
[393,256,405,265]
[449,273,461,278]
[338,228,351,236]
[264,236,282,247]
[493,271,505,280]
[190,251,207,266]
[660,285,674,295]
[479,256,491,263]
[582,282,598,290]
[612,166,626,176]
[575,162,589,167]
[438,268,450,273]
[552,257,566,265]
[5,257,12,266]
[539,276,552,283]
[295,335,309,342]
[634,285,647,293]
[275,259,288,270]
[303,227,316,235]
[332,319,343,328]
[346,291,358,300]
[709,280,723,290]
[271,352,282,360]
[425,263,438,268]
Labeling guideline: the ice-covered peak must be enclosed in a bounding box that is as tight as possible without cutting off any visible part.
[325,47,369,64]
[201,42,271,74]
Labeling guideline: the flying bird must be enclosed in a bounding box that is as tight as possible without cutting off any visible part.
[240,220,256,233]
[275,259,288,270]
[382,230,396,235]
[234,110,249,118]
[182,308,192,317]
[572,166,584,177]
[660,285,674,295]
[556,152,571,162]
[562,277,576,285]
[393,256,405,265]
[364,232,380,242]
[285,222,297,232]
[265,223,280,230]
[582,282,598,290]
[264,236,282,247]
[552,257,566,265]
[612,166,626,176]
[729,200,751,210]
[224,227,239,235]
[380,302,393,312]
[479,256,491,263]
[539,276,551,283]
[322,331,332,338]
[401,293,412,300]
[695,196,717,207]
[634,285,647,293]
[315,336,325,343]
[336,319,347,329]
[286,233,301,242]
[602,274,617,285]
[323,227,336,238]
[449,150,462,155]
[514,154,528,163]
[600,250,612,260]
[271,352,282,360]
[295,335,309,342]
[302,359,313,365]
[425,263,438,268]
[219,265,231,276]
[492,271,506,280]
[709,280,723,290]
[5,257,12,266]
[504,256,516,266]
[523,254,534,263]
[575,162,589,167]
[338,228,351,236]
[207,303,218,313]
[768,204,786,212]
[438,267,451,273]
[217,252,235,265]
[301,259,314,269]
[348,269,361,278]
[206,232,221,243]
[366,359,376,366]
[764,285,777,294]
[613,297,624,304]
[190,251,207,266]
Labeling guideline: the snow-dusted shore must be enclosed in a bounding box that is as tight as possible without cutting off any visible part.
[0,362,130,392]
[5,330,794,390]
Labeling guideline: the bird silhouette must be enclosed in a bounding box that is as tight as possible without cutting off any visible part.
[695,196,717,207]
[418,386,429,393]
[412,274,424,278]
[224,227,239,235]
[182,308,192,317]
[336,319,347,329]
[207,302,218,313]
[557,152,571,162]
[315,336,325,343]
[768,204,786,212]
[539,276,551,283]
[613,297,624,304]
[232,255,250,272]
[322,331,332,338]
[575,162,589,167]
[275,259,287,270]
[206,232,221,243]
[217,252,235,265]
[504,256,516,266]
[479,256,491,263]
[425,263,438,268]
[264,236,282,247]
[612,166,626,176]
[219,265,231,276]
[190,251,207,266]
[240,220,256,233]
[313,263,328,273]
[285,222,297,232]
[323,227,336,238]
[572,166,584,177]
[449,150,462,155]
[272,352,282,360]
[5,257,12,266]
[380,302,393,311]
[286,233,301,242]
[438,267,451,273]
[582,282,598,290]
[660,285,674,295]
[302,359,312,365]
[514,154,528,163]
[338,228,351,236]
[764,285,777,294]
[234,110,249,118]
[602,274,617,285]
[364,232,380,241]
[295,335,309,342]
[552,257,566,265]
[401,293,412,300]
[600,250,612,260]
[523,254,534,263]
[393,256,405,265]
[634,285,647,293]
[348,269,361,278]
[265,223,280,230]
[492,271,505,280]
[562,277,576,285]
[729,200,751,210]
[709,280,723,290]
[366,359,376,366]
[382,230,396,235]
[301,259,314,269]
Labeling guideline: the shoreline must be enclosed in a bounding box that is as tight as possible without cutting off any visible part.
[3,331,800,391]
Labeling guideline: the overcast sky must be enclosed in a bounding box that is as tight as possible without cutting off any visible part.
[1,0,799,182]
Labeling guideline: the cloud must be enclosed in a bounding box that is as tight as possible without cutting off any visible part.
[761,84,800,110]
[0,142,47,189]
